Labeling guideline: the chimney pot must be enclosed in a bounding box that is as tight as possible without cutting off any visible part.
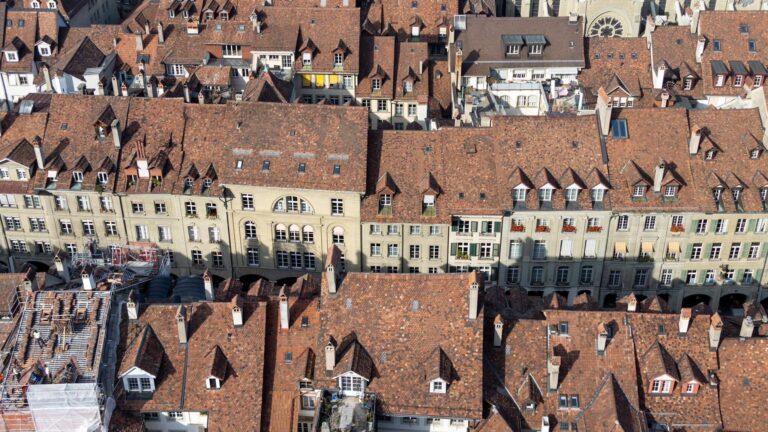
[597,323,608,354]
[468,281,479,320]
[689,126,702,154]
[324,340,336,373]
[627,297,638,312]
[547,355,560,391]
[279,288,289,330]
[127,290,139,320]
[326,264,337,294]
[679,307,692,335]
[493,315,503,347]
[653,161,666,192]
[709,313,723,351]
[111,119,121,149]
[111,75,120,96]
[32,136,45,170]
[740,316,755,338]
[232,295,243,327]
[157,22,165,44]
[81,270,95,290]
[183,83,191,103]
[176,305,188,344]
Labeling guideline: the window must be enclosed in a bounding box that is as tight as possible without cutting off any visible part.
[59,220,73,234]
[24,195,41,208]
[209,226,221,243]
[660,269,672,286]
[479,243,493,259]
[5,52,18,62]
[188,225,200,242]
[559,239,573,258]
[611,119,628,139]
[539,187,553,202]
[584,239,597,258]
[77,196,90,211]
[509,240,522,259]
[748,242,760,259]
[690,243,702,260]
[83,220,96,236]
[127,378,139,391]
[617,215,629,231]
[728,244,741,259]
[633,185,647,198]
[429,245,440,260]
[410,245,421,259]
[696,219,708,234]
[686,270,697,285]
[185,201,197,217]
[608,270,621,287]
[167,64,185,76]
[710,243,722,260]
[407,104,417,116]
[247,248,259,266]
[371,243,381,256]
[651,379,672,394]
[410,225,421,236]
[513,187,527,203]
[506,44,520,55]
[140,378,152,391]
[4,217,21,231]
[735,218,747,233]
[222,44,242,57]
[372,78,381,91]
[634,269,648,287]
[644,216,656,231]
[758,218,768,233]
[388,244,399,257]
[289,225,301,242]
[715,219,728,234]
[556,267,569,285]
[241,194,254,210]
[580,266,593,284]
[533,240,547,260]
[531,266,544,285]
[377,100,387,112]
[529,44,542,55]
[331,199,344,216]
[565,188,578,202]
[664,185,678,197]
[743,269,754,284]
[332,227,345,244]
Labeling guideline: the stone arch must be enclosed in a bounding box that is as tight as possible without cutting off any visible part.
[719,293,748,316]
[682,294,711,308]
[588,13,629,37]
[602,293,617,308]
[239,273,267,292]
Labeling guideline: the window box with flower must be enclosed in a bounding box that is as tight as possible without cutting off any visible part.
[670,224,685,233]
[561,225,576,233]
[586,226,603,233]
[511,224,525,232]
[535,225,550,233]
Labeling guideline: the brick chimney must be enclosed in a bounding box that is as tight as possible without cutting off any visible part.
[203,269,214,301]
[127,289,139,320]
[689,125,702,154]
[279,286,289,330]
[324,339,336,374]
[468,281,479,320]
[157,22,165,44]
[653,62,667,89]
[547,355,560,391]
[81,269,95,291]
[695,37,705,63]
[709,312,723,351]
[653,161,666,193]
[32,136,45,170]
[627,295,638,312]
[678,307,692,335]
[176,305,187,344]
[231,295,243,327]
[740,315,754,338]
[493,314,503,347]
[597,322,608,355]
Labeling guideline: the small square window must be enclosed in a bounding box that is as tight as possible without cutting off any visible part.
[284,352,293,364]
[298,163,306,173]
[236,160,243,169]
[748,40,757,52]
[262,160,270,171]
[333,164,341,175]
[713,40,721,51]
[610,119,628,139]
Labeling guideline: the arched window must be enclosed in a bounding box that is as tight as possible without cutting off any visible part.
[273,196,314,214]
[332,227,344,245]
[289,224,301,242]
[275,224,287,242]
[273,198,285,212]
[286,196,299,212]
[302,226,314,244]
[244,221,257,239]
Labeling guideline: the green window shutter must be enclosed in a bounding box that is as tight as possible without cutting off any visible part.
[748,219,757,233]
[685,243,693,259]
[762,242,768,258]
[471,221,478,232]
[470,243,478,257]
[690,219,698,232]
[450,243,458,255]
[494,221,501,233]
[493,243,500,257]
[755,269,764,284]
[705,243,713,259]
[736,269,744,283]
[710,221,718,233]
[742,242,750,259]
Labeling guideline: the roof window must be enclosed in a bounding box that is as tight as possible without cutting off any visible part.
[748,40,757,53]
[262,160,270,171]
[611,119,628,139]
[236,159,243,169]
[713,40,721,51]
[298,163,306,173]
[333,164,341,175]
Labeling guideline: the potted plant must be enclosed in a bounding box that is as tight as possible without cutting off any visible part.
[562,224,576,233]
[535,225,549,233]
[511,224,525,232]
[587,226,603,233]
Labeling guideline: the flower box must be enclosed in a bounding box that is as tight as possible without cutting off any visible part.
[561,225,577,233]
[535,226,550,233]
[511,224,525,232]
[587,226,603,233]
[670,225,685,233]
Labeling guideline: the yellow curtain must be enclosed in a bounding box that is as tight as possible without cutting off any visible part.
[329,75,339,85]
[315,74,325,87]
[301,74,312,88]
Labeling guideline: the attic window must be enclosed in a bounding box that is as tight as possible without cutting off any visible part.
[236,159,244,169]
[631,52,637,59]
[750,149,761,159]
[610,119,628,139]
[333,164,341,176]
[558,321,569,335]
[739,23,748,33]
[38,45,51,56]
[301,316,309,327]
[619,53,625,60]
[705,149,716,160]
[606,53,614,59]
[238,24,245,32]
[594,53,600,59]
[458,192,464,199]
[72,171,83,183]
[18,19,25,28]
[214,24,222,32]
[284,352,293,364]
[262,160,270,171]
[515,140,522,149]
[479,192,486,200]
[4,51,18,62]
[748,40,757,53]
[60,123,68,130]
[713,40,721,51]
[430,380,444,393]
[298,163,306,173]
[208,377,221,389]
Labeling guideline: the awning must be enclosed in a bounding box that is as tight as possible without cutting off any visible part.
[524,35,547,45]
[668,242,681,253]
[642,242,654,253]
[614,242,627,253]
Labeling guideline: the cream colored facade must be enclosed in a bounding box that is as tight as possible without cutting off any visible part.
[447,215,505,285]
[361,221,449,274]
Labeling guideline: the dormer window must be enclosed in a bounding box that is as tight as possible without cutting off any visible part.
[47,1,56,8]
[430,379,446,393]
[506,44,520,55]
[182,9,190,19]
[565,187,578,202]
[96,126,107,140]
[169,9,175,18]
[664,185,678,197]
[379,194,392,210]
[38,45,51,56]
[529,44,543,55]
[748,40,757,53]
[302,52,312,66]
[684,382,699,394]
[683,77,694,91]
[734,74,744,87]
[184,177,193,188]
[4,51,18,62]
[755,75,764,87]
[750,149,761,159]
[404,80,413,93]
[207,377,221,389]
[411,25,420,37]
[539,187,553,202]
[610,119,628,139]
[712,187,722,202]
[591,187,605,203]
[633,185,646,197]
[372,78,381,91]
[732,188,741,201]
[205,11,214,20]
[650,379,673,394]
[334,53,343,66]
[513,186,527,204]
[705,149,716,160]
[31,1,40,7]
[714,74,725,87]
[203,178,213,188]
[73,171,83,183]
[219,11,228,20]
[713,40,721,51]
[761,187,768,202]
[97,172,108,184]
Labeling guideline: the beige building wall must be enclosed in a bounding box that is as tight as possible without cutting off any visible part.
[447,215,504,285]
[361,222,449,274]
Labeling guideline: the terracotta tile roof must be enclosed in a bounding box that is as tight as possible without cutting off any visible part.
[289,7,361,73]
[394,40,429,102]
[604,108,697,212]
[318,272,484,419]
[117,300,267,431]
[456,16,585,77]
[579,37,651,102]
[1,10,60,74]
[242,70,293,102]
[699,11,768,96]
[718,337,768,432]
[118,324,164,377]
[357,35,397,98]
[686,108,767,213]
[0,273,23,318]
[364,0,456,42]
[651,26,704,100]
[192,64,232,86]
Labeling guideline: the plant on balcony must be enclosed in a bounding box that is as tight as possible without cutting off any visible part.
[535,225,549,233]
[586,226,603,233]
[455,252,470,260]
[670,224,685,233]
[511,224,525,232]
[638,255,654,262]
[561,225,576,233]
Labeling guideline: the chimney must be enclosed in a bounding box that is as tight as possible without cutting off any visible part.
[32,136,45,170]
[157,22,165,44]
[597,323,608,354]
[81,269,95,290]
[455,47,463,91]
[95,82,104,96]
[653,63,667,89]
[695,37,705,63]
[111,119,121,149]
[419,60,423,75]
[740,316,754,338]
[147,79,155,98]
[183,83,191,103]
[127,290,139,320]
[493,314,503,347]
[187,19,200,35]
[547,355,560,391]
[541,416,550,432]
[279,287,289,330]
[134,31,144,52]
[112,37,117,49]
[678,307,692,335]
[325,264,337,294]
[627,296,638,312]
[653,161,666,193]
[660,91,670,108]
[231,295,243,327]
[42,65,53,92]
[176,305,187,344]
[708,313,723,351]
[690,0,703,33]
[644,20,655,49]
[596,87,612,136]
[468,281,479,320]
[689,126,702,154]
[53,255,70,282]
[203,270,214,301]
[324,340,336,374]
[111,75,120,96]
